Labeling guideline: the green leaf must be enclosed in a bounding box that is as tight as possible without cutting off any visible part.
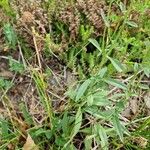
[97,125,108,150]
[93,97,111,106]
[62,112,69,136]
[71,107,82,138]
[104,78,127,90]
[87,95,94,106]
[64,107,82,149]
[119,2,126,13]
[1,119,9,139]
[98,67,107,78]
[126,21,138,28]
[75,79,91,101]
[9,58,24,74]
[88,38,102,53]
[107,56,124,72]
[0,77,13,90]
[3,23,17,48]
[20,103,34,126]
[84,135,95,150]
[66,87,77,100]
[100,9,110,27]
[85,107,115,119]
[91,92,111,106]
[112,113,124,142]
[143,67,150,78]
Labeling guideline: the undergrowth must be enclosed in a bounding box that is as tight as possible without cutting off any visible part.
[0,0,150,150]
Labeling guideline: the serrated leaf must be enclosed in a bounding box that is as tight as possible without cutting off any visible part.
[75,79,91,101]
[88,38,102,53]
[112,114,124,142]
[104,78,127,90]
[107,56,124,72]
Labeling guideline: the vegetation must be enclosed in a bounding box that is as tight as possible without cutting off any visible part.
[0,0,150,149]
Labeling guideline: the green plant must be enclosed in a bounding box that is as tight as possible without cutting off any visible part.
[0,77,13,90]
[0,0,150,149]
[9,57,24,74]
[3,23,17,49]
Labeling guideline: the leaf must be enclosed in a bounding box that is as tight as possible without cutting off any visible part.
[3,23,17,48]
[62,112,69,135]
[84,135,95,150]
[100,9,110,27]
[98,67,107,78]
[75,79,91,101]
[20,103,34,126]
[85,107,115,119]
[143,67,150,78]
[1,120,9,139]
[126,21,138,28]
[97,125,108,150]
[93,97,111,106]
[0,0,13,14]
[63,107,82,149]
[119,2,126,13]
[9,58,24,74]
[0,77,13,90]
[65,87,77,100]
[71,107,82,138]
[104,78,127,90]
[88,38,102,53]
[87,95,94,106]
[107,56,124,72]
[23,134,39,150]
[112,114,124,142]
[91,92,111,106]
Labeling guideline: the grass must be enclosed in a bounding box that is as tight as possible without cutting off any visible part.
[0,0,150,149]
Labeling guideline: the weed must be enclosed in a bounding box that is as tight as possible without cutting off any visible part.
[0,0,150,149]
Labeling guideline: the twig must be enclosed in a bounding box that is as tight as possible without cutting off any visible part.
[32,28,42,69]
[18,42,27,68]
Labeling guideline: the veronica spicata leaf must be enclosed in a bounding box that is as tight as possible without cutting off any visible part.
[104,78,127,90]
[88,38,102,53]
[75,79,91,101]
[107,56,124,72]
[112,113,124,142]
